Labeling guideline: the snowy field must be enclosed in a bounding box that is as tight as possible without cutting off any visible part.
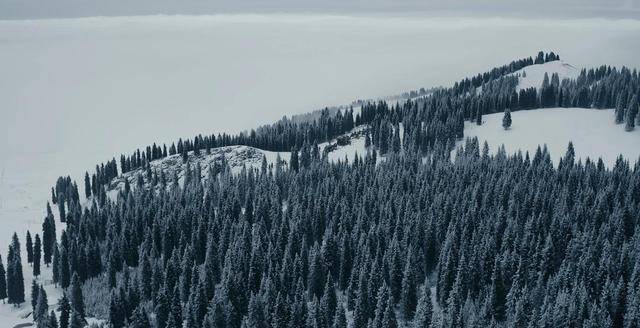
[1,14,640,326]
[459,108,640,167]
[510,60,580,91]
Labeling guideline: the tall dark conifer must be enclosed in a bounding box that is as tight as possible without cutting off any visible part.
[33,234,41,277]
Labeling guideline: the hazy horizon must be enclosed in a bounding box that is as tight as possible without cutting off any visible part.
[0,0,639,20]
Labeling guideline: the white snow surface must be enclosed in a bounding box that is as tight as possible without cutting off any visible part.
[458,108,640,167]
[511,60,580,91]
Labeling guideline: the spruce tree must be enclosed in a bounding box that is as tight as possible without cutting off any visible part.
[290,148,299,172]
[332,306,347,328]
[33,234,41,277]
[47,311,58,328]
[84,172,92,198]
[42,214,56,266]
[26,231,33,265]
[68,310,83,328]
[615,93,626,124]
[7,233,25,305]
[625,95,638,131]
[475,106,482,126]
[108,291,125,328]
[400,252,418,321]
[58,293,71,328]
[502,108,512,130]
[35,286,48,322]
[0,255,5,303]
[31,280,40,314]
[69,274,84,319]
[413,277,433,328]
[320,275,337,327]
[155,287,171,328]
[52,246,60,286]
[130,305,151,328]
[244,294,268,328]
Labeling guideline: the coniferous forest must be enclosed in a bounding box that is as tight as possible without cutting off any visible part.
[2,52,640,328]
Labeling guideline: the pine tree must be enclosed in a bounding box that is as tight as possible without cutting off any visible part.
[290,148,299,172]
[130,305,151,328]
[33,234,41,277]
[108,291,125,328]
[625,95,638,131]
[42,214,56,266]
[475,104,483,125]
[332,306,347,328]
[502,108,512,130]
[615,93,626,124]
[68,310,83,328]
[59,246,70,289]
[58,293,71,328]
[244,294,268,328]
[320,275,337,327]
[69,274,84,319]
[34,286,48,322]
[155,286,171,328]
[169,287,183,328]
[26,231,33,265]
[0,255,6,303]
[84,172,92,198]
[382,300,398,328]
[31,280,40,314]
[47,311,58,328]
[413,277,433,328]
[7,233,25,305]
[400,251,418,321]
[52,246,60,286]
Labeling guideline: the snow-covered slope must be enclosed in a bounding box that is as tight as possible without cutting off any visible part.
[319,126,369,163]
[105,145,288,197]
[458,108,640,167]
[105,128,371,197]
[511,61,579,91]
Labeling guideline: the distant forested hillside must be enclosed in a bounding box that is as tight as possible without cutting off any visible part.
[6,52,640,328]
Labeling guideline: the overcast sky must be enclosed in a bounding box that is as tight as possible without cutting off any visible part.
[1,0,638,20]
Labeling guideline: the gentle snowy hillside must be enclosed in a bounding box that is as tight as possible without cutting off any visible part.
[458,108,640,166]
[510,60,579,91]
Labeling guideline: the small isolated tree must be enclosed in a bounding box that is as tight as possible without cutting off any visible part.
[503,108,512,130]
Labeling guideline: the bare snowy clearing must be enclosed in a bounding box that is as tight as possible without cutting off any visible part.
[457,108,640,167]
[510,60,580,91]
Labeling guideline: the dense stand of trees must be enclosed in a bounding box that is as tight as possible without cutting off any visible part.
[3,52,637,327]
[36,138,640,328]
